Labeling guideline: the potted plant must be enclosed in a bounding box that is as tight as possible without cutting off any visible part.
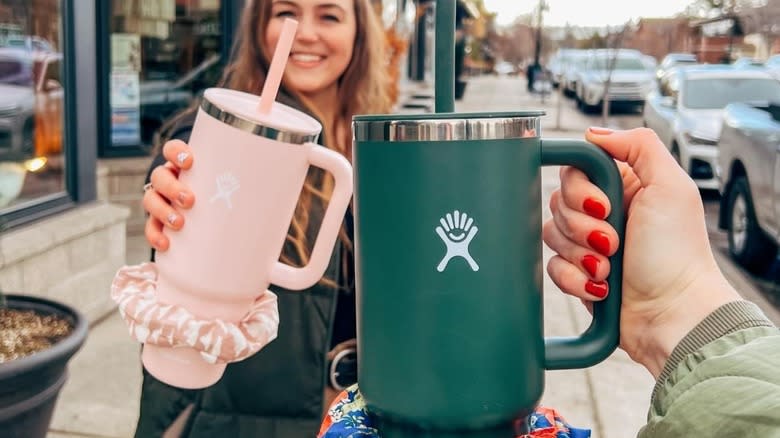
[0,288,88,438]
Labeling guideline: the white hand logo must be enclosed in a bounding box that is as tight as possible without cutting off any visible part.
[209,173,240,209]
[435,210,479,272]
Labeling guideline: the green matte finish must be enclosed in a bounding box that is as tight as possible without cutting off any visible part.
[355,136,545,430]
[435,0,456,113]
[541,139,625,369]
[352,117,624,434]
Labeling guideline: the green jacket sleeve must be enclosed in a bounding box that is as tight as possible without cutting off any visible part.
[639,301,780,437]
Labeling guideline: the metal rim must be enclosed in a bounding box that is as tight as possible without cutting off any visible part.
[201,97,319,144]
[731,193,748,253]
[352,116,542,142]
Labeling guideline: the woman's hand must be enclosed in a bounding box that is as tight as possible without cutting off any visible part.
[543,127,740,377]
[143,140,195,252]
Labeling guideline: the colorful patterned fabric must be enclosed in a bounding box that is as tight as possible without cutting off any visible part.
[318,385,590,438]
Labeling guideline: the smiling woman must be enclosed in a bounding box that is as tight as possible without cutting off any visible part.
[133,1,391,437]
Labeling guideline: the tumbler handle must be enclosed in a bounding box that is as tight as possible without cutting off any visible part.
[541,139,625,369]
[269,143,353,290]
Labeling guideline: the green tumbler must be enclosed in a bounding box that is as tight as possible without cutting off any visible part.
[352,111,625,437]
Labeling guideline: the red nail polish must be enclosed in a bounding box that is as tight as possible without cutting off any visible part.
[585,280,608,298]
[581,255,599,278]
[587,231,611,256]
[583,198,606,219]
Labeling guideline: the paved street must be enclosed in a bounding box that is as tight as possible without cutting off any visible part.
[47,74,778,438]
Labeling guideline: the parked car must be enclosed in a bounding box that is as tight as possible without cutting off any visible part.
[0,48,63,162]
[548,49,583,88]
[1,35,55,53]
[575,49,655,112]
[765,54,780,76]
[717,102,780,274]
[731,57,763,68]
[656,53,697,80]
[643,65,780,190]
[560,50,590,97]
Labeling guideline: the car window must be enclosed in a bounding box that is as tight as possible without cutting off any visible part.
[683,78,780,109]
[0,56,32,86]
[591,56,645,70]
[0,59,22,81]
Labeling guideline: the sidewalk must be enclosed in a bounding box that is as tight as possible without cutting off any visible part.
[47,75,775,438]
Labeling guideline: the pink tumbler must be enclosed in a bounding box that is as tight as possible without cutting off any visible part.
[142,87,353,388]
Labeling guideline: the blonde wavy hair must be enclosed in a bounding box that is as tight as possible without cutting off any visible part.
[219,0,391,278]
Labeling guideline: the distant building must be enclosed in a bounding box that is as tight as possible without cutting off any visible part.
[688,14,747,63]
[623,18,693,61]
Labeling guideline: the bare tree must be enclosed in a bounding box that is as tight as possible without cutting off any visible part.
[739,0,780,58]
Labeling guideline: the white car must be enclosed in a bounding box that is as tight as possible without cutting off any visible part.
[560,51,590,97]
[575,50,655,112]
[548,49,583,88]
[765,54,780,77]
[643,65,780,190]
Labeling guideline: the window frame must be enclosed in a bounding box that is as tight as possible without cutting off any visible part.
[0,0,97,230]
[97,0,243,158]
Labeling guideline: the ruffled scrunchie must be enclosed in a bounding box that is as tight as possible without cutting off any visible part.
[110,263,279,364]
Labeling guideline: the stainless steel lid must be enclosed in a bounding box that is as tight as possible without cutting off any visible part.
[201,91,320,144]
[352,112,543,142]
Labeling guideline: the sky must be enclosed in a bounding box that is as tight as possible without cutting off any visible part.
[483,0,691,27]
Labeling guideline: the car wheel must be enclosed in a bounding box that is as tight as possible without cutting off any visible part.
[726,176,778,274]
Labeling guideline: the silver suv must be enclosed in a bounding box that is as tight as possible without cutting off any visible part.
[717,102,780,274]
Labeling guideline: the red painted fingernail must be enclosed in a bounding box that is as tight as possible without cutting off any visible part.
[585,280,608,298]
[581,255,599,278]
[587,231,611,256]
[588,126,613,135]
[583,198,606,219]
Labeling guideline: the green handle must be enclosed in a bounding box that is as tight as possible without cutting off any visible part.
[541,139,625,369]
[434,0,455,113]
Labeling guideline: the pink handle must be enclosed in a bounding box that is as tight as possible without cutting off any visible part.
[268,143,353,290]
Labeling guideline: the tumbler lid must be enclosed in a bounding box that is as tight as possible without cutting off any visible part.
[352,111,544,142]
[202,88,320,144]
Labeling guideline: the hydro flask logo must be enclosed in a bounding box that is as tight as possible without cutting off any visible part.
[435,210,479,272]
[210,172,241,209]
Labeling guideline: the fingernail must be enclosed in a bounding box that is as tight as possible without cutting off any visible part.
[176,152,189,165]
[167,213,178,226]
[585,280,608,298]
[587,231,611,256]
[588,127,613,135]
[581,255,600,278]
[583,197,606,219]
[177,192,189,207]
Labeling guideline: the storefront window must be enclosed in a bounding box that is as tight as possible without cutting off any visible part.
[0,0,66,211]
[109,0,223,148]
